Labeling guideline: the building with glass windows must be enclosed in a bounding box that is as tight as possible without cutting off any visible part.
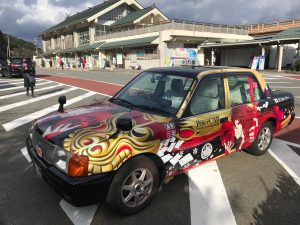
[39,0,252,70]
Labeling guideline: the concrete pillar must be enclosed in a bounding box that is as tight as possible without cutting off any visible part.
[89,24,95,44]
[277,45,283,72]
[197,47,205,66]
[158,31,167,67]
[73,31,79,48]
[211,49,215,66]
[50,37,55,50]
[261,46,265,56]
[42,40,46,53]
[99,51,106,68]
[275,45,279,70]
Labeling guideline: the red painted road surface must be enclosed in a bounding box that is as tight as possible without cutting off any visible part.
[38,74,300,145]
[287,76,300,80]
[37,74,122,96]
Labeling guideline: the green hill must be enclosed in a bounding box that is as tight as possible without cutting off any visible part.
[0,30,37,59]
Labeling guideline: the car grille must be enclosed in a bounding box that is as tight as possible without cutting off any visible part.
[32,129,55,163]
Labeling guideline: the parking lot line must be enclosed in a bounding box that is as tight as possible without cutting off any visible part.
[0,87,76,113]
[0,81,52,92]
[188,161,237,225]
[20,147,31,163]
[59,200,98,225]
[2,91,96,132]
[0,84,64,100]
[269,139,300,186]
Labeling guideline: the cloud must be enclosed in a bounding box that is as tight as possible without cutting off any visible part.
[0,0,299,42]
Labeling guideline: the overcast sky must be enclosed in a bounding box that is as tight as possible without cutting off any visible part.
[0,0,299,43]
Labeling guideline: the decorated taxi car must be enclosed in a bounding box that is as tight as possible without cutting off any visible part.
[26,67,295,215]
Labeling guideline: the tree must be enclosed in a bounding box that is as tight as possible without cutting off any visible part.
[0,30,7,60]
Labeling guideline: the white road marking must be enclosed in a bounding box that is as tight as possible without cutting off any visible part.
[270,86,300,89]
[0,81,24,86]
[0,81,52,92]
[60,200,98,225]
[0,84,64,100]
[296,116,300,119]
[264,78,280,80]
[269,139,300,186]
[2,91,96,131]
[0,79,21,82]
[20,147,31,163]
[266,82,291,84]
[188,161,237,225]
[0,87,77,113]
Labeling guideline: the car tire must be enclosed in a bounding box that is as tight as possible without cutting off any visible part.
[107,155,159,215]
[246,121,274,156]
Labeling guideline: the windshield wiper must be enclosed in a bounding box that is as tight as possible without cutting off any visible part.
[110,98,135,107]
[136,105,172,116]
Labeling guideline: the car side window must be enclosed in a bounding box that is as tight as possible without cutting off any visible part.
[250,76,264,102]
[185,76,225,117]
[228,76,251,106]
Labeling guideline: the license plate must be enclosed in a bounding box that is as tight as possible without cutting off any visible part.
[33,162,43,180]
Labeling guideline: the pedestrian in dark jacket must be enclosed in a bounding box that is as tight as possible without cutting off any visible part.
[24,73,36,97]
[22,58,36,97]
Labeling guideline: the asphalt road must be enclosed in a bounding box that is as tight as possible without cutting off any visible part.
[0,68,299,225]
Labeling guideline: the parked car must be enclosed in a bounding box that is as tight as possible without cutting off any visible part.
[7,57,24,77]
[26,67,295,215]
[22,58,36,75]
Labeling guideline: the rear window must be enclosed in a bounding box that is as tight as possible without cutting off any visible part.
[11,58,22,64]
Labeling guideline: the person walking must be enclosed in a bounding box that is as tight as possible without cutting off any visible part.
[22,58,36,97]
[60,60,64,70]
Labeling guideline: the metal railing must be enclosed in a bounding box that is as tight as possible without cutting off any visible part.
[95,20,249,41]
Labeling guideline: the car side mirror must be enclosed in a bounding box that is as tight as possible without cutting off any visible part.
[116,117,132,131]
[58,95,66,113]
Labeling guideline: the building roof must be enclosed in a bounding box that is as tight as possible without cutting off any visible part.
[41,0,120,35]
[110,6,155,27]
[58,41,105,54]
[99,36,158,49]
[202,27,300,48]
[274,27,300,39]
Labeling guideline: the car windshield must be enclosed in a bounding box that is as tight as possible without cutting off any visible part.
[112,72,194,115]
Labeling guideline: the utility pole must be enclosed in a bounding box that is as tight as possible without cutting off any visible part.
[6,35,10,58]
[34,36,38,56]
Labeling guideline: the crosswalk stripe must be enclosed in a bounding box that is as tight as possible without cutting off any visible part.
[269,139,300,186]
[0,81,52,92]
[0,81,25,86]
[2,91,96,131]
[188,161,237,225]
[0,87,77,113]
[0,84,64,100]
[0,79,21,82]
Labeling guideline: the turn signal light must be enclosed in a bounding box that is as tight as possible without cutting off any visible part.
[68,154,89,177]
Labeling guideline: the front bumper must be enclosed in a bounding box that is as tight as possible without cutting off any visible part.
[26,137,115,206]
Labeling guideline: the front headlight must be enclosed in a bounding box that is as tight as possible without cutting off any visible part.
[52,147,71,174]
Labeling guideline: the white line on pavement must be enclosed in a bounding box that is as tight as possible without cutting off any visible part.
[269,139,300,186]
[266,82,291,84]
[270,86,300,89]
[0,81,24,86]
[0,84,64,100]
[264,78,280,80]
[60,200,98,225]
[188,161,237,225]
[0,87,77,113]
[0,79,21,82]
[20,147,31,163]
[3,91,96,131]
[0,81,52,92]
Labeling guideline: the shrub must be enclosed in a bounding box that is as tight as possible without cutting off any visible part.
[293,60,300,71]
